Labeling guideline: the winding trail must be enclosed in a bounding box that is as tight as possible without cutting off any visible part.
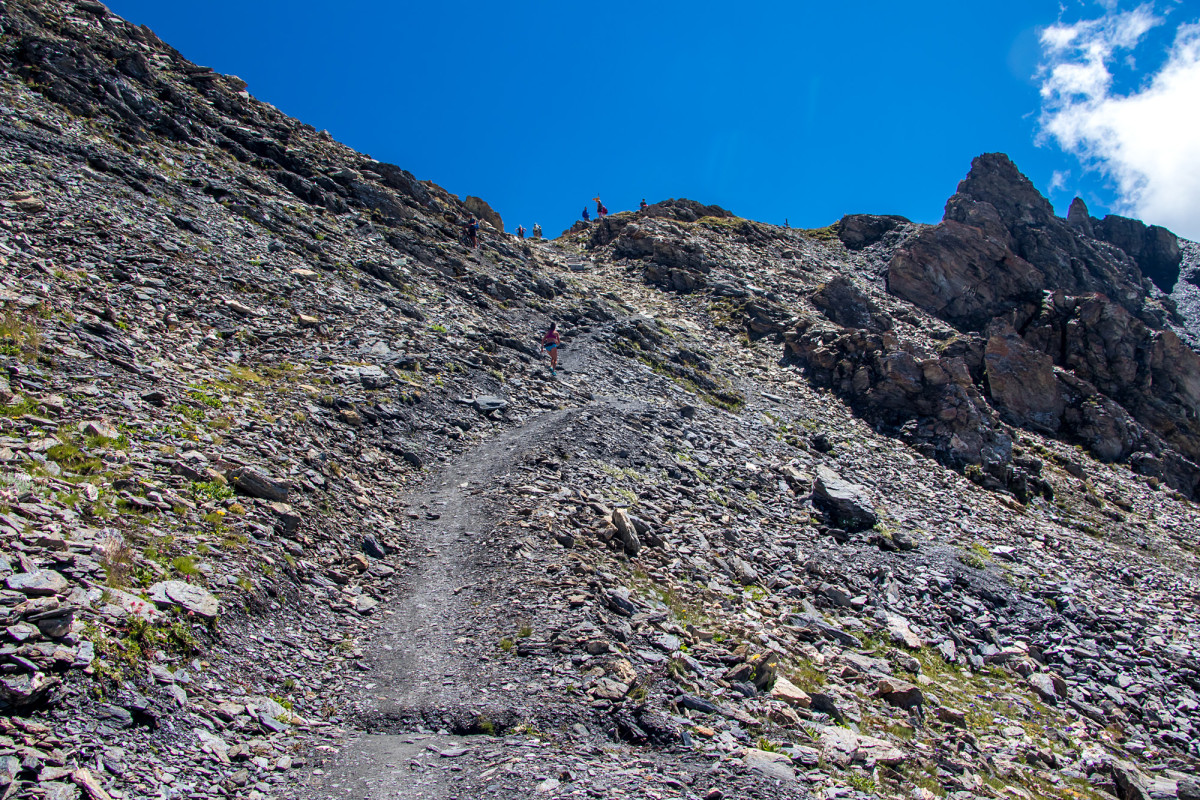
[301,404,575,799]
[298,316,671,799]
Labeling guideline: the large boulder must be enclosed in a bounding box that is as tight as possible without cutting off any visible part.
[641,198,734,222]
[984,323,1063,433]
[742,748,795,782]
[834,214,910,250]
[463,195,504,234]
[6,570,69,596]
[226,467,290,502]
[812,467,877,532]
[148,580,220,619]
[819,726,906,768]
[811,276,892,331]
[888,219,1044,330]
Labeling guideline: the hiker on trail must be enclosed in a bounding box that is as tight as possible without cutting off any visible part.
[640,198,648,211]
[784,218,789,229]
[532,223,542,239]
[582,207,590,222]
[542,322,561,374]
[466,216,479,248]
[595,197,607,218]
[517,224,526,239]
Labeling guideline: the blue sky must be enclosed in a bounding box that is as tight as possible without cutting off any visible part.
[104,1,1199,238]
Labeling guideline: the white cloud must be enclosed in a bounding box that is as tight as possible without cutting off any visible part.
[1037,4,1200,239]
[1049,170,1070,192]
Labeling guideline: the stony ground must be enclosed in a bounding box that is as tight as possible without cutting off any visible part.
[1,2,1200,800]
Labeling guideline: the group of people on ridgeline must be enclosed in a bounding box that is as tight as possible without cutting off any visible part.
[580,197,647,222]
[463,196,659,250]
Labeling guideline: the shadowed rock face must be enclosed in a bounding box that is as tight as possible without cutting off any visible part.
[811,276,893,332]
[983,323,1063,434]
[1093,214,1182,293]
[1067,197,1095,237]
[1065,197,1182,292]
[834,214,910,250]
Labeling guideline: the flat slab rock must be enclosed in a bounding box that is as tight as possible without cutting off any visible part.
[820,725,906,767]
[472,395,508,413]
[148,580,219,619]
[742,747,796,781]
[812,466,878,532]
[6,570,68,596]
[226,467,289,502]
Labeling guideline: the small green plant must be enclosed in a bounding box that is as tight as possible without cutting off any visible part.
[0,397,37,418]
[429,323,448,333]
[191,481,234,502]
[189,389,223,408]
[961,542,991,569]
[0,310,41,361]
[171,556,200,576]
[801,224,839,242]
[517,624,533,638]
[845,772,876,792]
[227,366,263,384]
[172,403,205,422]
[45,443,102,475]
[499,637,514,652]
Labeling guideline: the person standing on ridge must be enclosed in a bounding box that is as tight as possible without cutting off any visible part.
[466,216,479,248]
[582,207,590,222]
[517,224,526,239]
[533,223,542,239]
[640,198,648,211]
[595,197,607,218]
[542,322,561,375]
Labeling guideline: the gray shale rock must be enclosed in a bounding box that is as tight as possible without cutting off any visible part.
[148,581,220,619]
[812,466,877,532]
[226,466,290,502]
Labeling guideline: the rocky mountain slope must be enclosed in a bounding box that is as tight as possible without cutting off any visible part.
[1,2,1200,800]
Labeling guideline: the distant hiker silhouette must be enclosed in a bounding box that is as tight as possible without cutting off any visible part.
[517,224,526,238]
[532,223,542,239]
[466,216,479,248]
[594,197,607,218]
[582,207,590,222]
[640,198,648,211]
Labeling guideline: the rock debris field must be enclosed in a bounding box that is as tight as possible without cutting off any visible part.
[1,2,1200,800]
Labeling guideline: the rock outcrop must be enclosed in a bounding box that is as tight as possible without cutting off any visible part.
[463,195,504,233]
[833,213,911,250]
[882,154,1200,495]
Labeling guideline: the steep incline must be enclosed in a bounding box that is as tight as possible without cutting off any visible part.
[1,3,1200,800]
